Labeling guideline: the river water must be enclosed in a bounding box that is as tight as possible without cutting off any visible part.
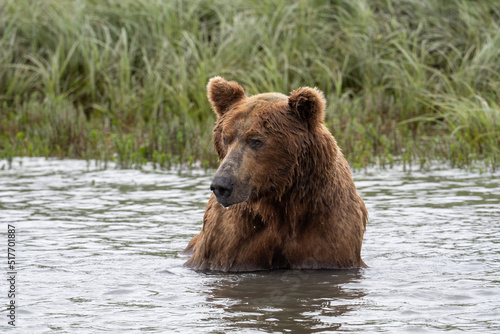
[1,158,499,333]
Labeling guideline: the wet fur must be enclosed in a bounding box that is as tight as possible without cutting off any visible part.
[183,77,367,271]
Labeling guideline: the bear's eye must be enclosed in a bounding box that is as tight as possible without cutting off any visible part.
[249,138,264,149]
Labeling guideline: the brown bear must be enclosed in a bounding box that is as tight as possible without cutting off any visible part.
[183,77,368,271]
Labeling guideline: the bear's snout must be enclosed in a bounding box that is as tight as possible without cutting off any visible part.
[210,176,234,207]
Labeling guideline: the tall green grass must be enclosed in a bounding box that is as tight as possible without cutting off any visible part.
[1,0,499,170]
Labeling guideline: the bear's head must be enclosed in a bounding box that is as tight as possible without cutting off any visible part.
[207,77,327,208]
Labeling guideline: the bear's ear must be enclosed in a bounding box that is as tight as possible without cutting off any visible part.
[207,77,246,116]
[288,87,326,126]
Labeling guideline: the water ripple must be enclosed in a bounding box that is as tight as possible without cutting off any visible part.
[0,158,499,333]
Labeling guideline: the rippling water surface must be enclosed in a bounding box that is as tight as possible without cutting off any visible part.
[1,158,499,333]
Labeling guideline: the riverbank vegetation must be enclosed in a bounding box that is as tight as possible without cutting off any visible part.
[1,0,499,170]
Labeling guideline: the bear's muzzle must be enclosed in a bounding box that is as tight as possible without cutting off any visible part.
[210,176,234,207]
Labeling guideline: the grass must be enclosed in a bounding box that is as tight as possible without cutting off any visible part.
[0,0,499,170]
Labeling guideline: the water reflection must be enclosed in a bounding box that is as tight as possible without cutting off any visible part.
[1,158,499,333]
[203,269,365,333]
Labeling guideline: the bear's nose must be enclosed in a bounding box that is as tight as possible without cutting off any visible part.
[210,176,234,200]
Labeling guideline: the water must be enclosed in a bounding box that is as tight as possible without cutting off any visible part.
[1,158,499,333]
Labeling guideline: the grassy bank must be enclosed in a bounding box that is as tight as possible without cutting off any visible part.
[1,0,499,170]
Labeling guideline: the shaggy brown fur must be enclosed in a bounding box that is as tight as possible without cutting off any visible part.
[183,77,368,271]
